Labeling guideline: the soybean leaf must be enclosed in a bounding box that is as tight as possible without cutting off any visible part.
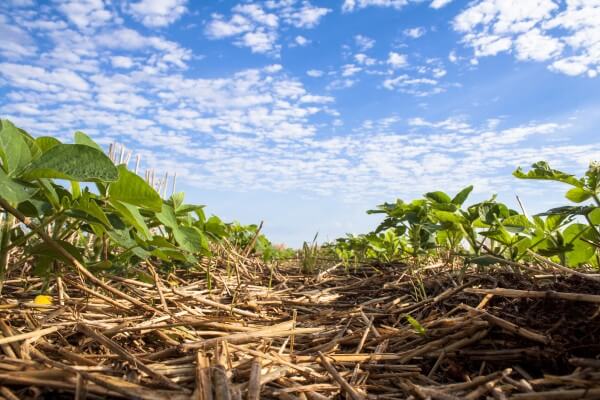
[34,137,62,153]
[432,210,462,224]
[452,185,473,206]
[157,204,209,253]
[513,161,583,187]
[18,198,53,218]
[563,224,596,266]
[0,119,32,176]
[74,131,102,151]
[29,240,84,264]
[0,169,37,204]
[565,187,593,203]
[111,201,151,241]
[170,192,185,211]
[173,226,208,254]
[502,215,534,231]
[589,208,600,225]
[405,315,426,335]
[204,216,228,239]
[425,191,451,204]
[108,165,162,212]
[156,204,179,231]
[72,195,111,227]
[21,144,118,182]
[469,255,504,266]
[18,128,42,160]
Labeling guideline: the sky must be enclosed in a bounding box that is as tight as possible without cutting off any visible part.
[1,0,600,247]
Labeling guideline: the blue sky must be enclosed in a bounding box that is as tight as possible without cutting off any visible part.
[1,0,600,246]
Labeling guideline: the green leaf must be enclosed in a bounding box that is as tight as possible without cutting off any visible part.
[173,226,208,253]
[425,191,452,204]
[0,119,32,176]
[156,204,179,231]
[111,201,151,241]
[88,260,113,273]
[432,210,462,224]
[546,214,568,231]
[0,169,37,204]
[513,161,583,187]
[29,240,84,265]
[588,208,600,225]
[35,136,62,153]
[502,215,534,230]
[72,195,111,227]
[469,255,504,266]
[21,144,118,182]
[565,187,593,203]
[74,131,103,151]
[563,224,596,266]
[18,198,52,218]
[452,185,473,206]
[405,315,426,335]
[170,192,185,211]
[204,215,227,238]
[18,129,42,160]
[108,165,162,212]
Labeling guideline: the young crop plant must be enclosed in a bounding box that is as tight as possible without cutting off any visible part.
[514,161,600,267]
[333,162,600,270]
[0,120,283,293]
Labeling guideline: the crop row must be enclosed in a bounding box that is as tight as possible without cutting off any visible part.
[0,119,292,290]
[330,161,600,269]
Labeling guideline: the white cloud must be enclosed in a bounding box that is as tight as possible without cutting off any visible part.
[342,0,410,12]
[264,64,283,73]
[432,67,447,78]
[404,27,426,38]
[239,29,279,54]
[515,28,564,61]
[306,69,324,77]
[387,51,408,68]
[206,1,328,55]
[454,0,600,77]
[278,2,330,28]
[550,57,589,76]
[383,75,440,94]
[430,0,453,9]
[127,0,188,28]
[235,3,278,28]
[294,35,310,46]
[354,53,377,65]
[95,28,191,69]
[110,56,134,68]
[0,14,37,59]
[0,63,90,92]
[448,50,458,63]
[341,64,362,77]
[56,0,114,29]
[354,34,375,51]
[205,14,254,39]
[300,94,334,103]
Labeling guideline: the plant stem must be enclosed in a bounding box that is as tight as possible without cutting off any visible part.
[5,211,64,252]
[0,211,13,293]
[0,196,162,313]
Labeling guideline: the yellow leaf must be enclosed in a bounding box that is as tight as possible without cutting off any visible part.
[34,295,52,305]
[168,280,179,287]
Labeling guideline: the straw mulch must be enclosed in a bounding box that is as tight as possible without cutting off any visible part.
[0,256,599,400]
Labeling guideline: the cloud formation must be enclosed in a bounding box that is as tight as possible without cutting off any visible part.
[205,1,330,55]
[454,0,600,77]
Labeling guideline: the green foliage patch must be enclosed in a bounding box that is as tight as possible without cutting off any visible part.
[330,162,600,269]
[0,120,292,288]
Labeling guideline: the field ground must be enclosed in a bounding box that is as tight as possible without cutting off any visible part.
[0,256,599,400]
